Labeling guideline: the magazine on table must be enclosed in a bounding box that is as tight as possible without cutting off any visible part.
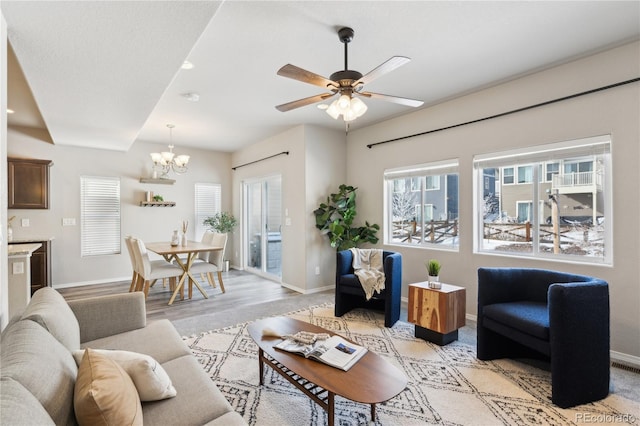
[274,334,367,371]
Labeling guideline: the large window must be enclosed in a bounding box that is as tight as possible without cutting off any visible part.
[474,135,612,264]
[385,160,459,249]
[81,176,121,257]
[194,183,221,241]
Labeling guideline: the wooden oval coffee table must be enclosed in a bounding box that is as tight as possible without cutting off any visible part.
[247,317,407,426]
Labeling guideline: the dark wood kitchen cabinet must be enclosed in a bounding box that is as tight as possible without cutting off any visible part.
[30,241,51,294]
[8,157,52,209]
[8,240,52,295]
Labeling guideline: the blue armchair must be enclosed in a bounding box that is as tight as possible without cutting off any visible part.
[477,267,610,408]
[335,250,402,327]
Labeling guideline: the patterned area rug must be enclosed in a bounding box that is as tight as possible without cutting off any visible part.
[184,304,639,425]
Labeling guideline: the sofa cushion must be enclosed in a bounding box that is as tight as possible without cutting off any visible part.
[0,319,77,426]
[483,301,550,340]
[203,411,248,426]
[74,348,143,426]
[0,378,55,426]
[21,287,80,351]
[141,355,235,425]
[73,349,177,401]
[82,319,191,364]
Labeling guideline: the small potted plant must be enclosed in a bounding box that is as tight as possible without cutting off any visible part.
[203,212,237,272]
[203,212,238,234]
[425,259,441,289]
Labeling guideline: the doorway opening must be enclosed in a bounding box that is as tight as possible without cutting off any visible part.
[243,175,282,280]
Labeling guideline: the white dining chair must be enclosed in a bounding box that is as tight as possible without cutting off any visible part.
[131,238,183,298]
[189,232,228,293]
[124,236,139,292]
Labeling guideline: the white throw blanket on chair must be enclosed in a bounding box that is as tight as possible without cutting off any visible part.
[349,248,385,300]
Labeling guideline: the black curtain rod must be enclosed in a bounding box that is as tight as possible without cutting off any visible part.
[231,151,289,170]
[367,77,640,149]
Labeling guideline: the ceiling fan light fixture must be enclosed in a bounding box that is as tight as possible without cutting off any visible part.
[326,101,341,119]
[336,94,351,112]
[350,97,368,117]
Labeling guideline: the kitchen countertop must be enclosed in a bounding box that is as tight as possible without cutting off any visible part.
[8,237,55,244]
[8,243,43,257]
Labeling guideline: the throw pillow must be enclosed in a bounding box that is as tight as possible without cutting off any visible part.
[74,349,143,426]
[73,349,177,401]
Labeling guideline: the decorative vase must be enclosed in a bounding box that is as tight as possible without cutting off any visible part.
[181,233,187,246]
[171,230,179,246]
[428,276,441,289]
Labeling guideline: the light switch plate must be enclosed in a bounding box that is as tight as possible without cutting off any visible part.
[21,218,30,227]
[62,218,77,226]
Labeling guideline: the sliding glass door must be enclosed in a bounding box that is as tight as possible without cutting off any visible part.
[244,175,282,279]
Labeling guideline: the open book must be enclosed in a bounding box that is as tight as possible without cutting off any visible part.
[275,334,367,371]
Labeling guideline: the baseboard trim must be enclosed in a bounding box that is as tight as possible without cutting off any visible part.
[54,276,130,289]
[280,282,333,294]
[611,351,640,370]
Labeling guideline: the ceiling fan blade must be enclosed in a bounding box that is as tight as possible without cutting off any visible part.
[275,93,336,112]
[277,64,338,89]
[359,92,424,108]
[353,56,411,87]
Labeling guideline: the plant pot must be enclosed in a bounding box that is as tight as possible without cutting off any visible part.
[428,276,441,289]
[222,260,230,272]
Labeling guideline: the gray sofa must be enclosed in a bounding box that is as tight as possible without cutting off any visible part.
[0,287,246,425]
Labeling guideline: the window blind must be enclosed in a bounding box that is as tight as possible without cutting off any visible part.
[81,176,121,257]
[195,183,222,241]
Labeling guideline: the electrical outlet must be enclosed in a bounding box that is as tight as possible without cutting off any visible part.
[13,262,25,275]
[315,266,320,275]
[21,218,30,227]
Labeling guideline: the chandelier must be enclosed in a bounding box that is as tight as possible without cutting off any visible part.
[323,89,368,122]
[150,124,190,177]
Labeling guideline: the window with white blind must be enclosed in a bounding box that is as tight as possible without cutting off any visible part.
[194,183,222,241]
[474,134,612,264]
[384,159,459,250]
[80,176,121,257]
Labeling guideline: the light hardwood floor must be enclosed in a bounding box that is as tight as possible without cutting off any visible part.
[58,269,311,323]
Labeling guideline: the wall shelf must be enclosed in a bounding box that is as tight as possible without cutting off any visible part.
[139,201,176,207]
[139,177,175,185]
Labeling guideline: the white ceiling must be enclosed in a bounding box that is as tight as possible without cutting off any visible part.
[3,1,639,153]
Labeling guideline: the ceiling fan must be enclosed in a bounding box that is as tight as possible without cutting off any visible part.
[275,27,424,122]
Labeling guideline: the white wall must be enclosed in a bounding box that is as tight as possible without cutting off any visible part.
[346,41,640,360]
[304,125,346,292]
[1,12,9,329]
[7,129,232,287]
[230,125,345,292]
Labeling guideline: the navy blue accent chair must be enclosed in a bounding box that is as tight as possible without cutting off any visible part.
[477,267,610,408]
[335,250,402,328]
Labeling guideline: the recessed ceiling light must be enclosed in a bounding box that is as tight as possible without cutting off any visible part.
[181,60,194,70]
[7,108,15,114]
[182,92,200,102]
[317,104,328,110]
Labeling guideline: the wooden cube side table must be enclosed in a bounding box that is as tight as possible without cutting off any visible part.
[408,282,466,345]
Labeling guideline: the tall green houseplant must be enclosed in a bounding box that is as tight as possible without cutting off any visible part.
[314,184,380,251]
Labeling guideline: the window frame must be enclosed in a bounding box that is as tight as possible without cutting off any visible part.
[384,159,459,251]
[473,135,612,265]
